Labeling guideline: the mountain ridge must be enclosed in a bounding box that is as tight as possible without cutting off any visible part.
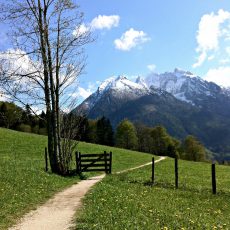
[74,69,230,154]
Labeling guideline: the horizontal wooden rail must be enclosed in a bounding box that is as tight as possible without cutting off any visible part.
[76,151,112,174]
[80,153,110,157]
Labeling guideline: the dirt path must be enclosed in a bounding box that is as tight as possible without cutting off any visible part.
[9,156,166,230]
[116,156,166,174]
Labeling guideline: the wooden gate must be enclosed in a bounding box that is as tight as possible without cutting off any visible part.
[76,151,112,174]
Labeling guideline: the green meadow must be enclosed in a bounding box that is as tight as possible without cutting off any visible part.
[0,128,153,229]
[76,158,230,229]
[1,127,230,230]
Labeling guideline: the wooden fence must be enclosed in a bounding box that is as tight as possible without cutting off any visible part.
[151,157,217,194]
[76,151,112,174]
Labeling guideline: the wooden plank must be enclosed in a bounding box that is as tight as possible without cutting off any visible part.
[212,163,216,194]
[79,152,82,174]
[152,157,155,184]
[175,158,178,189]
[45,147,48,172]
[109,152,112,174]
[76,152,113,174]
[81,164,108,167]
[80,159,110,163]
[75,151,80,174]
[83,169,107,172]
[104,151,108,174]
[80,153,110,157]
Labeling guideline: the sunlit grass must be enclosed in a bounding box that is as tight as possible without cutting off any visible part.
[0,128,153,229]
[76,158,230,229]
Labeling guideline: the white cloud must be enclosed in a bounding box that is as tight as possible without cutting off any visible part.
[219,58,230,64]
[91,15,120,30]
[225,46,230,55]
[73,15,120,35]
[72,82,98,100]
[204,66,230,87]
[193,52,207,68]
[208,55,215,61]
[147,64,156,72]
[73,24,89,36]
[114,28,150,51]
[76,87,92,99]
[193,9,230,68]
[0,49,36,73]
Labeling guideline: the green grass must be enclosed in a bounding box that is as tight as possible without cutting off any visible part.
[0,128,153,229]
[76,158,230,229]
[77,142,155,173]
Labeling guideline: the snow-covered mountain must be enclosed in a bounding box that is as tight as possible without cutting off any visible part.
[76,75,150,114]
[78,68,223,112]
[74,69,230,154]
[144,68,221,105]
[76,68,227,114]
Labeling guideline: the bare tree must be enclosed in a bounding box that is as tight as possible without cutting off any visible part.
[0,0,92,175]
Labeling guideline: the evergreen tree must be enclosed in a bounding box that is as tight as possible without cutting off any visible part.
[78,115,90,142]
[115,119,137,150]
[96,116,114,146]
[88,120,97,143]
[39,111,47,129]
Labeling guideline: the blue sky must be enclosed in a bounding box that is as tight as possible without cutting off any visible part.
[73,0,230,99]
[1,0,230,102]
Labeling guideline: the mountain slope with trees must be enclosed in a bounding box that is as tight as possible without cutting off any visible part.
[75,71,230,155]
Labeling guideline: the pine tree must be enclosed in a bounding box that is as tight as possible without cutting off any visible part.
[96,116,114,146]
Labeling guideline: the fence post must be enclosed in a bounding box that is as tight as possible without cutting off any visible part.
[212,163,216,194]
[152,157,155,184]
[175,157,178,189]
[104,151,108,174]
[45,147,48,172]
[109,152,112,174]
[75,151,79,174]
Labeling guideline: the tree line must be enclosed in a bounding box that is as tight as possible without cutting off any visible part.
[0,102,47,135]
[0,101,206,162]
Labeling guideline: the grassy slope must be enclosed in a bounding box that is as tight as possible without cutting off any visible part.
[0,128,153,229]
[76,158,230,229]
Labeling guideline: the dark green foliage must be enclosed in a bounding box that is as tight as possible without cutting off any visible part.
[150,126,178,157]
[135,123,153,153]
[38,111,47,128]
[78,116,90,142]
[96,116,114,146]
[181,135,206,162]
[0,102,47,135]
[115,119,137,150]
[0,102,22,128]
[87,119,97,143]
[16,124,32,133]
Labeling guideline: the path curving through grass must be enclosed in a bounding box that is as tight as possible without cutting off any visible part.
[9,157,165,230]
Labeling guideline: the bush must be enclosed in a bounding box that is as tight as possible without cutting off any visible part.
[16,124,32,133]
[38,128,47,135]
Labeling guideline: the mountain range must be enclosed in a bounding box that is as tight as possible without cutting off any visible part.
[74,68,230,155]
